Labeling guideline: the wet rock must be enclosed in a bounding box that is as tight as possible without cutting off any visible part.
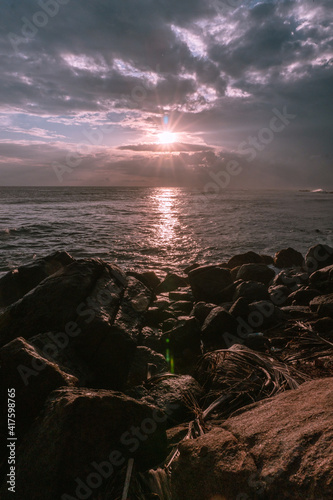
[309,264,333,293]
[171,378,333,500]
[233,281,269,302]
[236,263,275,285]
[128,374,204,426]
[310,294,333,318]
[0,251,74,308]
[190,301,216,324]
[1,387,168,500]
[274,247,304,268]
[305,243,333,273]
[227,251,263,268]
[127,346,168,386]
[155,273,188,294]
[188,265,233,303]
[0,337,77,440]
[201,307,238,349]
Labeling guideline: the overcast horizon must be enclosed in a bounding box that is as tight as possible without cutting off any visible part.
[0,0,332,188]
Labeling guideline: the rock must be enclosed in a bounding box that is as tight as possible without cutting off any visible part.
[162,318,178,332]
[230,265,241,280]
[188,265,233,303]
[305,244,333,272]
[171,378,333,500]
[167,300,193,315]
[287,287,321,306]
[269,284,291,306]
[272,269,309,290]
[1,387,167,500]
[0,251,74,307]
[260,254,275,265]
[274,247,304,268]
[248,301,285,330]
[229,297,250,319]
[140,326,164,353]
[309,264,333,293]
[127,346,168,386]
[280,305,314,319]
[156,273,188,294]
[236,263,275,285]
[233,281,269,302]
[310,294,333,318]
[127,270,161,291]
[227,251,263,268]
[201,307,238,349]
[161,317,202,369]
[0,337,77,440]
[145,307,175,327]
[190,301,216,324]
[169,288,193,301]
[128,374,203,426]
[183,263,200,274]
[0,259,153,391]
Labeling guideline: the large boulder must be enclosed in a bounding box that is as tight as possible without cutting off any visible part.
[274,247,304,268]
[188,265,233,303]
[155,273,188,294]
[0,337,77,455]
[309,264,333,293]
[1,387,168,500]
[227,251,263,268]
[171,378,333,500]
[0,251,74,307]
[0,259,152,390]
[305,244,333,273]
[236,263,275,286]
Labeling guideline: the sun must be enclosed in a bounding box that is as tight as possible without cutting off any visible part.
[157,131,178,144]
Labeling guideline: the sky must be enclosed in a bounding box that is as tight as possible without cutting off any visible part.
[0,0,332,188]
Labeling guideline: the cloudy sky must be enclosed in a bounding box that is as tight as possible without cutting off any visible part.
[0,0,332,187]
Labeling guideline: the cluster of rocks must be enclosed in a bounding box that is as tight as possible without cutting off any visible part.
[0,244,332,499]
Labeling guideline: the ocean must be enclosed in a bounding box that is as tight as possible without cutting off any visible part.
[0,187,332,277]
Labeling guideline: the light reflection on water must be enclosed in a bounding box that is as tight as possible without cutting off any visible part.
[149,188,179,246]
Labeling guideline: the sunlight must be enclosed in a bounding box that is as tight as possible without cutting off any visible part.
[157,131,178,144]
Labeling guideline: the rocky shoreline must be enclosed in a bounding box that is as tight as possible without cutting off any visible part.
[0,244,333,499]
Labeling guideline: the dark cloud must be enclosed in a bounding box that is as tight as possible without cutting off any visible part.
[0,0,332,186]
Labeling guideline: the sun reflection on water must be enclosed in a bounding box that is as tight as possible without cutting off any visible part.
[150,188,179,245]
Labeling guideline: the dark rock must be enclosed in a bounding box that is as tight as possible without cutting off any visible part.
[190,301,216,324]
[287,287,321,306]
[243,332,268,351]
[161,317,202,364]
[188,265,233,303]
[310,294,333,318]
[260,254,275,265]
[227,251,263,268]
[145,307,175,326]
[140,326,164,353]
[127,270,161,291]
[272,269,309,290]
[183,263,200,274]
[162,318,178,332]
[229,297,250,319]
[1,387,167,500]
[128,374,204,426]
[274,247,304,268]
[0,337,77,441]
[167,300,193,315]
[230,265,241,281]
[309,264,333,293]
[236,263,275,285]
[0,251,74,307]
[156,273,188,294]
[169,288,193,301]
[248,301,285,329]
[305,244,333,273]
[127,346,168,386]
[201,307,238,349]
[280,305,314,319]
[233,281,269,302]
[269,285,291,306]
[171,378,333,500]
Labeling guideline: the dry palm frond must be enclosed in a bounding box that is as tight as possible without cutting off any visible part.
[195,344,309,420]
[283,321,333,362]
